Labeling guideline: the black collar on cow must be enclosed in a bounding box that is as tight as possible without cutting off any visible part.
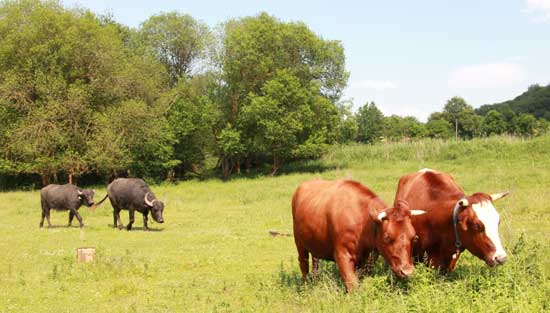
[450,198,467,270]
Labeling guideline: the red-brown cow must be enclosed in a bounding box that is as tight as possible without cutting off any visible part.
[394,169,509,271]
[292,179,426,292]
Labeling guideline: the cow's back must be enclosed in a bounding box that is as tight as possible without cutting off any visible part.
[292,179,384,260]
[395,169,464,212]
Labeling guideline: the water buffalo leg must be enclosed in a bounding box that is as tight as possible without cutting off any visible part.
[39,199,48,228]
[126,209,135,231]
[113,206,123,230]
[71,208,84,227]
[296,243,310,282]
[142,211,149,231]
[45,208,52,228]
[335,252,358,292]
[68,211,75,227]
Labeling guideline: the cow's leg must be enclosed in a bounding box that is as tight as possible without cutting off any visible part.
[68,211,75,227]
[126,209,135,231]
[72,208,84,228]
[426,250,451,272]
[295,243,309,283]
[312,257,320,279]
[142,211,150,231]
[335,252,358,292]
[363,251,378,276]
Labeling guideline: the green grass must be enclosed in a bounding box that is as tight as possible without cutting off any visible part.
[1,135,549,312]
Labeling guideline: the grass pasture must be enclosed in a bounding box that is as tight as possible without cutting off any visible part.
[1,136,550,312]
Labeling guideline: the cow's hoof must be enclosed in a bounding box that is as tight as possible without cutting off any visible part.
[79,224,84,228]
[126,226,132,231]
[118,226,124,230]
[143,228,150,232]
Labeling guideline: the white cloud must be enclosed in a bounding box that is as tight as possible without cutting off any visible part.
[448,62,526,89]
[524,0,550,21]
[350,79,397,90]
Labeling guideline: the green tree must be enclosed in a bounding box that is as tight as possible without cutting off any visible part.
[166,73,219,177]
[140,12,211,85]
[88,100,177,181]
[0,0,169,185]
[240,70,335,174]
[357,102,384,143]
[215,13,348,176]
[336,100,358,143]
[482,110,507,136]
[426,119,453,139]
[441,97,481,139]
[516,113,537,137]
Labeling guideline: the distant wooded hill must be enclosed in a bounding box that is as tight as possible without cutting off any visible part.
[476,84,550,120]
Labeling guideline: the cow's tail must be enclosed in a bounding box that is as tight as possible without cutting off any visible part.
[95,194,109,207]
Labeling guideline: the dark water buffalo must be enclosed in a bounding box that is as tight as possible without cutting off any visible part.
[39,184,96,228]
[394,169,509,271]
[97,178,164,231]
[292,179,426,292]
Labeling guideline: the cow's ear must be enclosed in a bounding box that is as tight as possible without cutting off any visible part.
[459,219,468,231]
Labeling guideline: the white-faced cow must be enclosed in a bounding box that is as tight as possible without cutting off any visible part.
[292,179,426,292]
[96,178,164,231]
[394,169,509,271]
[39,184,96,228]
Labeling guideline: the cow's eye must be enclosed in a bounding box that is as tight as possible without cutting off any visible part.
[383,234,392,243]
[413,235,419,242]
[473,223,484,233]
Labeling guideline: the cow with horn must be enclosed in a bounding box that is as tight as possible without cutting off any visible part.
[292,179,426,292]
[96,178,165,231]
[394,169,509,271]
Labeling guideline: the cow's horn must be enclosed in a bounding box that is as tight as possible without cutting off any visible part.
[377,211,387,221]
[144,192,155,207]
[77,190,83,195]
[491,191,509,202]
[411,210,427,216]
[458,199,469,207]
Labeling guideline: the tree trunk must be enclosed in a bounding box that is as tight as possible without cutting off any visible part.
[41,174,50,187]
[270,155,280,176]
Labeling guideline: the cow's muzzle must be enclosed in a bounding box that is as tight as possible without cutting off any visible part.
[394,264,414,278]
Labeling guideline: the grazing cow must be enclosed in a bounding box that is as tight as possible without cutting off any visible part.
[292,179,426,292]
[394,169,509,271]
[96,178,164,231]
[40,184,96,228]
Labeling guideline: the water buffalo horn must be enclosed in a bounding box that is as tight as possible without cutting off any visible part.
[377,211,387,221]
[144,192,155,207]
[491,191,510,202]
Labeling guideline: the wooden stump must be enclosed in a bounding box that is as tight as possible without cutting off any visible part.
[76,247,96,262]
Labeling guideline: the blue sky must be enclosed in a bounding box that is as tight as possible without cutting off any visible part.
[63,0,550,121]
